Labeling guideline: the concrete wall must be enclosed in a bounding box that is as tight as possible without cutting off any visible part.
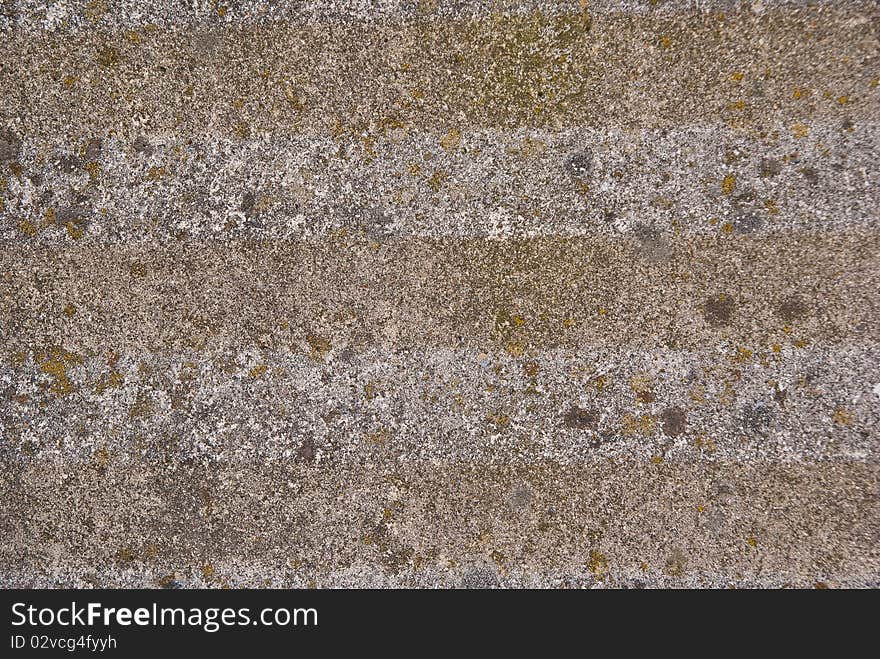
[1,0,878,587]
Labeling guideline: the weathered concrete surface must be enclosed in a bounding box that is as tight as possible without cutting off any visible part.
[1,1,878,588]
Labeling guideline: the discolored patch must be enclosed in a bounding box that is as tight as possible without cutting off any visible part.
[132,135,153,154]
[799,167,819,185]
[703,295,736,327]
[158,576,183,589]
[741,402,774,432]
[240,190,256,215]
[565,149,593,183]
[83,138,102,161]
[297,437,315,462]
[587,550,608,578]
[621,413,656,437]
[773,384,787,408]
[56,153,83,173]
[306,334,331,359]
[0,129,21,162]
[630,373,655,404]
[508,484,532,510]
[664,548,688,577]
[96,44,121,67]
[832,408,853,426]
[759,158,782,178]
[777,295,808,322]
[660,407,687,437]
[460,566,500,589]
[721,174,736,195]
[633,225,672,264]
[563,406,598,431]
[730,211,764,234]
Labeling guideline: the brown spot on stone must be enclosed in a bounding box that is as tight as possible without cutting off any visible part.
[564,405,598,431]
[84,138,102,161]
[241,190,256,215]
[621,413,656,436]
[660,406,686,437]
[799,166,819,185]
[96,45,120,67]
[508,484,532,510]
[588,550,608,577]
[0,129,21,163]
[759,158,782,178]
[306,334,331,359]
[132,135,153,154]
[115,547,136,563]
[721,173,736,195]
[630,373,654,403]
[703,294,735,327]
[297,436,315,462]
[129,392,155,419]
[523,361,539,377]
[833,408,853,426]
[777,295,807,322]
[773,383,787,408]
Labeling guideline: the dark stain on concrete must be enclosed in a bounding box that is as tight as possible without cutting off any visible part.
[564,406,599,431]
[661,406,687,437]
[703,295,736,327]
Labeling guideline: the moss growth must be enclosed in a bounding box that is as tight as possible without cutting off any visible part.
[588,550,608,577]
[832,408,853,426]
[439,128,461,151]
[621,413,656,436]
[96,45,120,68]
[427,170,447,193]
[721,174,736,195]
[94,371,124,393]
[306,334,331,359]
[37,347,82,395]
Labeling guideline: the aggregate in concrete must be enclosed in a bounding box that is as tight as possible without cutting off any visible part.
[1,0,878,588]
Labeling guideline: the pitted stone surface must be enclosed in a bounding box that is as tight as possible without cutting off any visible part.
[1,0,878,588]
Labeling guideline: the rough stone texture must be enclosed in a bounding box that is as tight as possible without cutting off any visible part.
[1,1,878,588]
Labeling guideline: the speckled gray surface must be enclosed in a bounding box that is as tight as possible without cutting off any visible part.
[1,0,878,588]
